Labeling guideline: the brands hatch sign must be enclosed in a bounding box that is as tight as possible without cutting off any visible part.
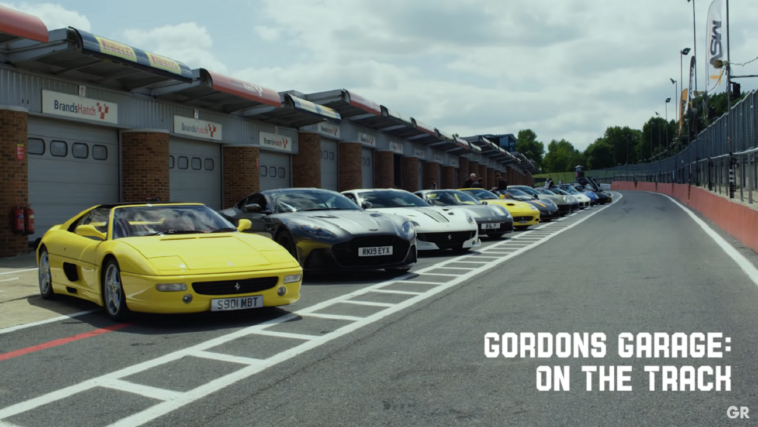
[173,116,223,141]
[358,132,376,147]
[42,90,118,125]
[302,122,340,139]
[260,131,292,152]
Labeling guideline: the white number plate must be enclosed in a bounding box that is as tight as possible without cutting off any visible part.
[518,220,529,224]
[359,246,393,257]
[211,296,263,312]
[482,223,500,230]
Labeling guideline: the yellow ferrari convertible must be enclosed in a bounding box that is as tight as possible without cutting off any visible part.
[458,188,540,230]
[36,202,303,321]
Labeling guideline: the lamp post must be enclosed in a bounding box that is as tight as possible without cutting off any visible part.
[655,112,661,159]
[680,48,691,119]
[687,0,698,93]
[670,78,677,121]
[665,98,671,156]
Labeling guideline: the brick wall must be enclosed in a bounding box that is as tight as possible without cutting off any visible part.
[401,156,419,192]
[121,131,170,203]
[441,166,455,189]
[422,161,440,190]
[0,108,29,256]
[458,157,469,187]
[223,145,259,208]
[293,132,321,188]
[339,142,362,191]
[374,151,394,188]
[479,164,488,189]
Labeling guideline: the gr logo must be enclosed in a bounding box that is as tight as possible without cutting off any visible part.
[727,406,749,419]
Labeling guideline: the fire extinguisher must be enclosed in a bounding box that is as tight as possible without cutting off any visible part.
[12,206,25,234]
[24,205,35,235]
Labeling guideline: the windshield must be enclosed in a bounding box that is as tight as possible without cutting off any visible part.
[514,186,540,196]
[552,189,569,195]
[424,190,480,206]
[561,186,579,194]
[268,190,361,213]
[461,189,499,200]
[535,188,555,195]
[112,205,235,238]
[506,189,529,197]
[359,190,430,208]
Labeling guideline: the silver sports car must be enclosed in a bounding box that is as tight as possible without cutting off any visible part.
[414,190,513,239]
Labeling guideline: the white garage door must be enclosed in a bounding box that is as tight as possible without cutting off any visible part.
[169,138,222,209]
[320,139,338,191]
[260,151,291,191]
[28,117,119,241]
[362,148,373,189]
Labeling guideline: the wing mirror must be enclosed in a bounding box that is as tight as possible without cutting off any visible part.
[243,203,263,213]
[237,219,252,232]
[76,224,106,240]
[361,201,373,209]
[481,201,488,205]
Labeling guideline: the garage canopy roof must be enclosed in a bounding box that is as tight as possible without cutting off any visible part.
[243,93,341,128]
[305,89,382,119]
[150,69,282,113]
[0,6,48,44]
[4,27,194,91]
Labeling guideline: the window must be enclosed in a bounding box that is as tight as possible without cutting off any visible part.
[329,152,335,160]
[278,167,286,178]
[28,138,45,155]
[92,145,108,160]
[50,140,68,157]
[269,166,277,178]
[191,157,202,170]
[178,156,189,169]
[204,158,214,171]
[169,155,175,169]
[260,166,267,177]
[72,143,88,159]
[68,207,111,235]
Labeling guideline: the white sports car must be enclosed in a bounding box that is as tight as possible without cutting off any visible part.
[342,189,480,253]
[551,187,592,209]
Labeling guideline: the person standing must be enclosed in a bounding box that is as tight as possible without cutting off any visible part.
[471,178,484,188]
[495,173,508,190]
[462,173,476,188]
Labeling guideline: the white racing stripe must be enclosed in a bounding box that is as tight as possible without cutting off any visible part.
[657,193,758,287]
[0,194,620,426]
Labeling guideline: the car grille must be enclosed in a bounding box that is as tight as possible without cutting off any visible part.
[513,216,534,222]
[417,231,476,248]
[331,235,411,267]
[558,205,571,213]
[192,277,279,295]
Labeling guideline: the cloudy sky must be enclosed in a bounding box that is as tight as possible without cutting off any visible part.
[3,0,757,150]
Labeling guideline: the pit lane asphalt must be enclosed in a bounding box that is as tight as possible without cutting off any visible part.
[5,191,758,426]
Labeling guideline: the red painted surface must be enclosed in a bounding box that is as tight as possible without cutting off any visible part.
[0,5,48,43]
[0,323,131,362]
[207,71,281,107]
[346,90,382,116]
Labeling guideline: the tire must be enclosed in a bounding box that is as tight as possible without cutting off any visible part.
[385,267,412,275]
[275,230,299,263]
[487,232,506,239]
[102,258,130,321]
[38,247,55,300]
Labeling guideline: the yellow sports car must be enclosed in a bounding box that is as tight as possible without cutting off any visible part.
[458,188,540,230]
[36,202,303,321]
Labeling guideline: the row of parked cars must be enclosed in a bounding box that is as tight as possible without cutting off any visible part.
[34,179,612,321]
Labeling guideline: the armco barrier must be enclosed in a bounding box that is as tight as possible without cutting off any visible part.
[612,182,758,254]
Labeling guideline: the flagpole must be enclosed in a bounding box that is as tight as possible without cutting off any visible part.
[726,0,732,198]
[691,0,698,94]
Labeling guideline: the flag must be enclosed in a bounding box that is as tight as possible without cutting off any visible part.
[706,0,724,89]
[679,89,688,136]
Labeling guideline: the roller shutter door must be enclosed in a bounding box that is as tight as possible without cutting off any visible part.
[361,148,374,189]
[320,139,338,191]
[27,117,119,241]
[169,138,222,209]
[260,151,291,191]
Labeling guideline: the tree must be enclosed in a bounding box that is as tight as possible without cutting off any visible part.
[584,137,613,170]
[543,139,583,173]
[516,129,545,168]
[585,126,641,168]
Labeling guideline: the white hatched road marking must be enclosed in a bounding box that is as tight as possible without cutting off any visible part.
[371,289,424,295]
[400,280,447,285]
[0,420,21,427]
[340,300,396,308]
[0,269,37,276]
[449,260,489,264]
[251,330,318,340]
[101,380,183,401]
[0,278,18,283]
[304,313,365,322]
[0,194,619,426]
[191,351,263,366]
[0,309,99,336]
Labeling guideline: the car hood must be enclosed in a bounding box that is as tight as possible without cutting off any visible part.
[368,207,475,231]
[480,199,536,216]
[121,234,296,274]
[443,204,511,221]
[276,210,400,235]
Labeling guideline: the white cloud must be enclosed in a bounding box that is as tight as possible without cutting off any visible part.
[122,22,228,74]
[0,2,91,31]
[254,26,281,42]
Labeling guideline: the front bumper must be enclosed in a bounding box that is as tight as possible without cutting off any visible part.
[511,214,540,228]
[121,267,302,314]
[477,220,514,236]
[300,234,417,271]
[417,229,481,250]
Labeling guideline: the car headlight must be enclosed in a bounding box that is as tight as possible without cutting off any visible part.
[283,274,302,284]
[300,224,337,238]
[411,221,420,227]
[492,205,510,217]
[401,221,416,238]
[466,214,474,224]
[529,205,538,211]
[155,283,187,292]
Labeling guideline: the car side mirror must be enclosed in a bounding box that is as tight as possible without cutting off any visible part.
[243,203,262,213]
[237,219,252,232]
[481,201,488,205]
[361,201,373,209]
[76,224,106,240]
[499,194,506,199]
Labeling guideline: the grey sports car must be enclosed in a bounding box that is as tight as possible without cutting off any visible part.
[218,188,418,273]
[414,190,513,239]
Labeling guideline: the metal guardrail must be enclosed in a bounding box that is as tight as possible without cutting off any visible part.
[589,90,758,204]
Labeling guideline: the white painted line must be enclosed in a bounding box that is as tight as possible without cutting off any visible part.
[449,260,489,264]
[416,273,459,277]
[250,330,317,341]
[340,300,395,308]
[464,255,499,259]
[101,380,183,401]
[304,313,364,322]
[0,419,22,427]
[370,289,424,296]
[191,351,263,366]
[0,309,98,336]
[0,196,620,426]
[0,277,18,283]
[0,268,36,276]
[658,193,758,287]
[398,280,445,286]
